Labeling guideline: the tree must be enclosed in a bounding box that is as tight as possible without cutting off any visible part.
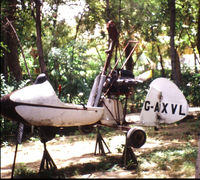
[197,0,200,55]
[47,0,64,89]
[2,0,22,81]
[169,0,181,86]
[31,0,47,75]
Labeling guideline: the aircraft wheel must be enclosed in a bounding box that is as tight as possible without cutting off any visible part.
[38,126,57,143]
[127,127,146,148]
[78,125,94,134]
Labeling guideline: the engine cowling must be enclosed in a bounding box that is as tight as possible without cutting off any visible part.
[126,127,146,148]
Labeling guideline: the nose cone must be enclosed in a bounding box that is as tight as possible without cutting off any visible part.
[0,93,25,124]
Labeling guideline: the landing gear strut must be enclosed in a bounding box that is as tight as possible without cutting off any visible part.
[122,133,138,169]
[122,127,146,169]
[11,122,24,178]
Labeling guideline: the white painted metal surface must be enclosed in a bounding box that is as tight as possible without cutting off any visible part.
[87,75,100,106]
[140,78,188,126]
[10,81,104,127]
[140,86,161,126]
[100,98,123,126]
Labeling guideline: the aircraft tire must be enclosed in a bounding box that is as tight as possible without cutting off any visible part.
[127,127,146,148]
[78,125,94,134]
[38,126,57,143]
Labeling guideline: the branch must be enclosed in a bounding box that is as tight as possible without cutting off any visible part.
[31,0,36,21]
[5,17,33,83]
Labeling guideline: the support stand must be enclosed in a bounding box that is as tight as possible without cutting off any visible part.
[94,126,111,155]
[121,133,138,169]
[39,142,57,173]
[11,142,19,178]
[11,122,24,178]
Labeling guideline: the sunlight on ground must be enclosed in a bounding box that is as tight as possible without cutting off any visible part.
[1,117,198,178]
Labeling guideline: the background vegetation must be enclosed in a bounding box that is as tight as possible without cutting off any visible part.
[0,0,200,142]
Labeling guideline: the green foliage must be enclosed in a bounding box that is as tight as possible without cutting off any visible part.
[77,0,105,33]
[129,68,200,113]
[0,74,30,144]
[15,4,36,48]
[47,40,102,104]
[138,143,197,176]
[0,75,15,144]
[14,163,36,178]
[0,42,10,58]
[0,74,14,96]
[181,67,200,106]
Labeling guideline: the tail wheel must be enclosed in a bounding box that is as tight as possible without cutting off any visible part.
[78,125,94,134]
[127,127,146,148]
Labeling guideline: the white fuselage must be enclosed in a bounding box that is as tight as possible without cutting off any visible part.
[10,81,104,127]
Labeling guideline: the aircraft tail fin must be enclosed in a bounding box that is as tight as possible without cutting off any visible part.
[140,78,188,126]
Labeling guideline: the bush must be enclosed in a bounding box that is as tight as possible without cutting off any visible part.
[0,74,30,145]
[181,69,200,106]
[128,69,200,113]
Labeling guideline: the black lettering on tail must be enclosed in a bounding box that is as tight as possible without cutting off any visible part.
[171,104,178,114]
[179,105,186,115]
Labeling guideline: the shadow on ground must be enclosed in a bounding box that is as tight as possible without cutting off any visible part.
[12,154,139,178]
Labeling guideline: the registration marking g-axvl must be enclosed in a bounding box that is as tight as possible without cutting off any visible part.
[140,78,188,126]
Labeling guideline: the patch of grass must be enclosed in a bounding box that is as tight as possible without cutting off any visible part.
[138,143,197,177]
[116,144,124,153]
[13,155,123,178]
[57,155,122,177]
[14,163,37,178]
[28,136,40,142]
[9,117,199,178]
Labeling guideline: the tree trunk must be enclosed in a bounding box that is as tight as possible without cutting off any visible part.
[175,48,181,84]
[51,0,60,91]
[33,0,47,75]
[197,0,200,55]
[157,45,165,77]
[4,0,22,81]
[105,0,111,22]
[169,0,181,86]
[125,43,134,72]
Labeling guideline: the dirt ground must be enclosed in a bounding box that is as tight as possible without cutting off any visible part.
[1,113,199,179]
